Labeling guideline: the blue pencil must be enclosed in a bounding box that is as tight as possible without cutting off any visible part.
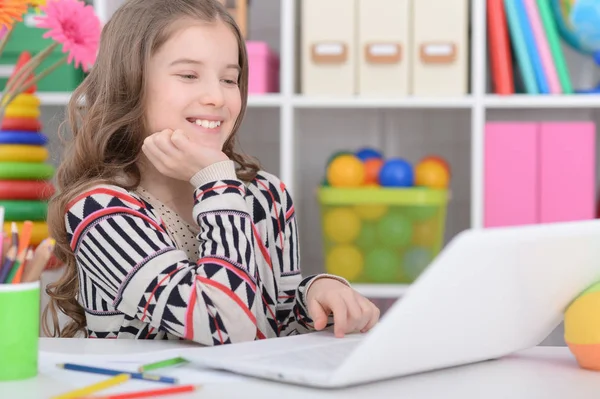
[56,363,178,384]
[0,247,16,284]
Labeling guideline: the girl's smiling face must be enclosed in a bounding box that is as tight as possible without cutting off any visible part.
[145,19,242,151]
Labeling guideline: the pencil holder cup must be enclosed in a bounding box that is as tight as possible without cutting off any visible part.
[0,281,40,381]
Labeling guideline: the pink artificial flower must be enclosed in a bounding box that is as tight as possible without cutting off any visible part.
[35,0,101,72]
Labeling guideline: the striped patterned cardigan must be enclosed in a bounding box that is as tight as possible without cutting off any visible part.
[65,160,342,345]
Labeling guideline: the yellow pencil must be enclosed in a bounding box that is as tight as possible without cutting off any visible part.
[50,373,130,399]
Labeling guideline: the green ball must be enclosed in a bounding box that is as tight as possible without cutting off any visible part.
[356,222,378,251]
[405,205,438,221]
[377,211,412,248]
[365,248,401,283]
[403,247,433,281]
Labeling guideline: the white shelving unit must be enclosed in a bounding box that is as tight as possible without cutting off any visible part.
[36,0,600,300]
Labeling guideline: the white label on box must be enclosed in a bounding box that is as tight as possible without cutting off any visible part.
[424,44,452,56]
[314,43,344,56]
[422,44,453,56]
[368,44,399,56]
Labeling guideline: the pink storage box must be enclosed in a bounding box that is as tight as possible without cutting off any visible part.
[484,121,596,228]
[246,41,279,94]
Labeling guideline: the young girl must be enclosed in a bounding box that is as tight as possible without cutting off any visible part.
[44,0,380,345]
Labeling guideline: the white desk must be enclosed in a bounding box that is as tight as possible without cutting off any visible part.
[2,338,600,399]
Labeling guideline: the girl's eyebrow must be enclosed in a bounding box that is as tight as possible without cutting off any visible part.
[169,58,241,73]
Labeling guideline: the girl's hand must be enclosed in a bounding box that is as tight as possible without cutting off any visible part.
[306,278,380,338]
[142,129,229,181]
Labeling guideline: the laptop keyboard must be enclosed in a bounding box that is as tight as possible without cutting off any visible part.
[248,340,360,370]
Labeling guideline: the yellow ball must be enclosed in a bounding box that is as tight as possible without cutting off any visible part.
[565,284,600,371]
[323,207,361,244]
[565,289,600,344]
[353,204,388,221]
[327,154,365,187]
[411,219,439,247]
[326,245,364,280]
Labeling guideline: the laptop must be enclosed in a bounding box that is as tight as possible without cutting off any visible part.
[185,220,600,388]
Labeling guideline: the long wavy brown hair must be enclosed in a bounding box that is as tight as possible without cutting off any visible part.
[43,0,259,338]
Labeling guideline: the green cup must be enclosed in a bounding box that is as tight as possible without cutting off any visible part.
[0,281,40,381]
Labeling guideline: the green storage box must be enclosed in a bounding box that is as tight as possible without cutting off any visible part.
[0,9,85,92]
[318,187,449,284]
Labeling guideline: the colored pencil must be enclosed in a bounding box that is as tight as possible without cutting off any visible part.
[0,246,16,284]
[6,247,26,284]
[50,373,130,399]
[12,247,32,284]
[56,363,178,384]
[17,220,32,256]
[84,384,199,399]
[10,221,17,248]
[0,233,4,269]
[22,238,55,283]
[138,356,188,372]
[1,233,9,264]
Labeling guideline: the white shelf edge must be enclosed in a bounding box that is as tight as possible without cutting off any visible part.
[29,92,284,107]
[351,284,409,298]
[247,94,285,107]
[293,95,474,108]
[38,92,73,106]
[484,94,600,108]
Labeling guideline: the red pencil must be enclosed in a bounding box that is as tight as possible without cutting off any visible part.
[87,384,199,399]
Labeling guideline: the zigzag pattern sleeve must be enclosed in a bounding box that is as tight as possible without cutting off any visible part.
[67,180,261,346]
[274,184,351,335]
[275,190,317,335]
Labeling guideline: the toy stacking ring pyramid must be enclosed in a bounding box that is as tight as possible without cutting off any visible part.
[0,51,55,247]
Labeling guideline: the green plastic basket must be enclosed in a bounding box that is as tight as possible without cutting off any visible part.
[318,186,449,284]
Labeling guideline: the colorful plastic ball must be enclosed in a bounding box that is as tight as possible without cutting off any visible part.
[326,150,353,166]
[327,154,365,187]
[403,247,433,281]
[326,244,364,281]
[356,222,378,251]
[377,211,412,248]
[323,207,361,244]
[565,281,600,371]
[406,205,438,221]
[364,248,401,283]
[379,158,413,187]
[355,147,382,162]
[415,159,450,189]
[411,219,439,247]
[354,204,388,221]
[363,158,384,186]
[420,155,451,176]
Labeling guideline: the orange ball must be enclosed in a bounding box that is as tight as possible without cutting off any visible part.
[327,154,365,187]
[420,155,451,177]
[415,160,450,189]
[363,158,384,185]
